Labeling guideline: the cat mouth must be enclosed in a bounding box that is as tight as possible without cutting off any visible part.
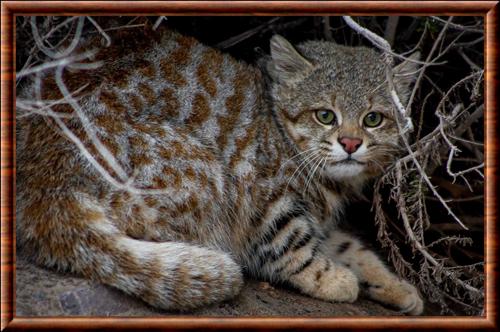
[336,157,366,165]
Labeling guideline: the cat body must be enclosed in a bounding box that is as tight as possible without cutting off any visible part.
[16,27,423,314]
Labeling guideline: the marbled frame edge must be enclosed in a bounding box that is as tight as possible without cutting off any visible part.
[1,1,497,330]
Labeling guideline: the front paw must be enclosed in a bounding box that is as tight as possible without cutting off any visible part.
[313,265,360,303]
[364,279,424,315]
[290,263,359,303]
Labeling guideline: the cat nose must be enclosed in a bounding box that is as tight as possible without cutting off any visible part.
[338,137,363,154]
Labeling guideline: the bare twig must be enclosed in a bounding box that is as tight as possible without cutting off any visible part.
[86,16,111,47]
[406,17,453,111]
[342,16,413,131]
[430,16,484,33]
[343,16,441,66]
[384,16,399,46]
[30,16,85,59]
[458,48,482,71]
[152,16,167,30]
[323,16,333,41]
[357,15,484,314]
[216,17,280,49]
[395,165,482,295]
[17,50,101,78]
[17,17,79,81]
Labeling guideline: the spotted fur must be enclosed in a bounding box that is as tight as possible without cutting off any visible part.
[16,27,423,314]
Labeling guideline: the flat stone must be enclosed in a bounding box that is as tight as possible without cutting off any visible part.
[16,256,405,317]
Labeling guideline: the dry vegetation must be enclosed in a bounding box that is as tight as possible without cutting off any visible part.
[16,16,485,315]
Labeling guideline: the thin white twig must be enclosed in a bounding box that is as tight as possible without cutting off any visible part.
[343,16,414,130]
[395,165,481,295]
[32,72,185,196]
[30,16,85,59]
[99,23,146,32]
[384,16,399,46]
[86,16,111,47]
[344,17,471,229]
[458,48,482,72]
[390,89,413,132]
[430,16,484,33]
[450,135,484,147]
[406,17,454,110]
[17,17,79,82]
[16,84,87,118]
[342,16,441,66]
[153,16,167,30]
[17,50,101,78]
[343,16,391,51]
[393,106,469,230]
[54,65,129,182]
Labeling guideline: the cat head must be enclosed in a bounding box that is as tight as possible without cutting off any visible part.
[267,35,419,183]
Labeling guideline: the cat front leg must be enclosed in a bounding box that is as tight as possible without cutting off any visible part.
[246,199,359,303]
[284,250,359,303]
[323,230,424,315]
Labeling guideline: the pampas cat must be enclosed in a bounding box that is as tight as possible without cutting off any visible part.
[16,26,423,314]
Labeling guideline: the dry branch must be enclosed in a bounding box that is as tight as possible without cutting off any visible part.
[344,16,484,314]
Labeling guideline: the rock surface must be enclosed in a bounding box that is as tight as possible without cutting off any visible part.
[17,256,406,317]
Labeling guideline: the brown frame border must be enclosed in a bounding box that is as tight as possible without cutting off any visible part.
[1,1,498,330]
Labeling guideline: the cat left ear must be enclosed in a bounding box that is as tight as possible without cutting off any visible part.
[392,51,420,103]
[393,51,421,91]
[268,35,315,85]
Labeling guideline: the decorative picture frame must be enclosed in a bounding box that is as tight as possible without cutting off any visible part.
[1,1,497,330]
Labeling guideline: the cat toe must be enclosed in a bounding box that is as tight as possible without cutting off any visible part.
[400,293,424,315]
[365,280,424,315]
[399,285,424,315]
[313,265,359,303]
[398,282,424,315]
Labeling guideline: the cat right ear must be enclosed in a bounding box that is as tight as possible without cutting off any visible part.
[268,35,315,85]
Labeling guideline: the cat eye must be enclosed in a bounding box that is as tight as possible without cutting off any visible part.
[363,112,384,128]
[315,109,336,125]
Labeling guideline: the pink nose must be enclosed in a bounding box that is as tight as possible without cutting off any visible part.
[339,137,363,154]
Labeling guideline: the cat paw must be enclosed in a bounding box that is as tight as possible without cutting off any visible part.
[315,265,359,303]
[363,279,423,315]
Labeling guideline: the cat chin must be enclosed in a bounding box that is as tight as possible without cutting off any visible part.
[324,163,366,180]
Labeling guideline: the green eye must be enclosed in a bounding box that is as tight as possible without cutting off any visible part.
[363,112,384,127]
[315,109,336,125]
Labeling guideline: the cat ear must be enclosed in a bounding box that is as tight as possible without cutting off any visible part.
[393,51,420,91]
[392,51,420,103]
[268,35,315,85]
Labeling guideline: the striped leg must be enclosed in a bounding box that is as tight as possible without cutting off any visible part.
[323,230,424,315]
[247,198,358,303]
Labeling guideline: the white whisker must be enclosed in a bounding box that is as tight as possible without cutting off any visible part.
[278,146,319,173]
[294,153,323,193]
[303,156,325,195]
[285,150,322,192]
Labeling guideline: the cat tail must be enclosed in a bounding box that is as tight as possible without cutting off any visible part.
[17,194,243,310]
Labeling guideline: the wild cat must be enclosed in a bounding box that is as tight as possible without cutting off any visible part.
[16,26,424,315]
